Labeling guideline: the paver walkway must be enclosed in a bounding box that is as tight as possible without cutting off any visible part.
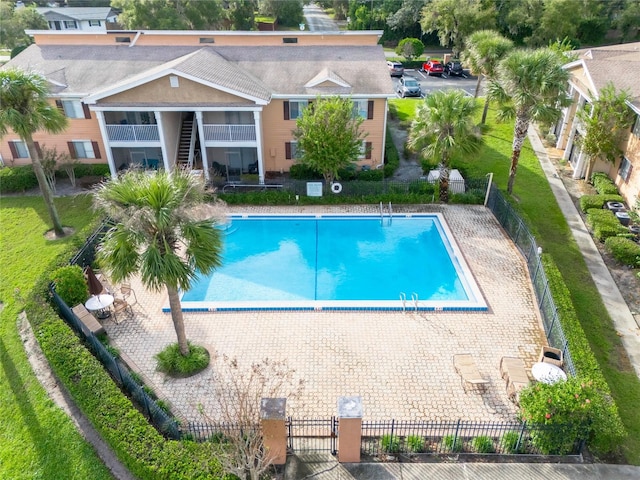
[105,204,546,424]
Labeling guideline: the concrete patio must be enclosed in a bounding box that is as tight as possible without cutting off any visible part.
[102,204,546,424]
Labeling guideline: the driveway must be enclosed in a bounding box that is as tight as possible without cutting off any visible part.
[303,3,339,31]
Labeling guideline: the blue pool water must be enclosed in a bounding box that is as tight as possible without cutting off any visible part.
[177,214,487,311]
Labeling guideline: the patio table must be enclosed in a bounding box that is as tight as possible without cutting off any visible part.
[531,362,567,385]
[85,294,114,319]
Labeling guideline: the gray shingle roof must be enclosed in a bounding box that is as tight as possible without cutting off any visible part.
[1,43,393,101]
[35,7,116,21]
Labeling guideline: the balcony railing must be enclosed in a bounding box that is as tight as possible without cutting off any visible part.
[106,124,160,142]
[202,124,256,142]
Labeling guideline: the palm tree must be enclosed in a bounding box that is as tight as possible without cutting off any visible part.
[408,90,483,203]
[488,48,571,194]
[94,170,224,356]
[462,30,513,124]
[0,69,68,237]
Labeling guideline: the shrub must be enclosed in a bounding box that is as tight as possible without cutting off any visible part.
[441,434,462,453]
[586,208,628,241]
[500,431,525,454]
[471,436,495,453]
[51,265,89,307]
[396,37,425,61]
[604,236,640,266]
[0,165,39,193]
[383,126,400,176]
[73,163,111,178]
[579,194,623,212]
[155,342,210,376]
[591,173,619,195]
[380,433,400,454]
[337,163,357,181]
[289,163,322,180]
[357,169,384,181]
[406,434,425,453]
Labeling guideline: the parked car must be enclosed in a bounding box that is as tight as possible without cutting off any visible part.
[387,61,404,77]
[396,77,422,98]
[422,60,444,76]
[444,60,464,76]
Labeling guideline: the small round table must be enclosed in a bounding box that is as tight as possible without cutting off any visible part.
[531,362,567,385]
[85,294,115,319]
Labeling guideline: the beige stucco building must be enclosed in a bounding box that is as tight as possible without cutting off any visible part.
[554,42,640,209]
[0,29,393,184]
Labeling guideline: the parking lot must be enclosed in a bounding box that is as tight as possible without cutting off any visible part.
[391,68,480,98]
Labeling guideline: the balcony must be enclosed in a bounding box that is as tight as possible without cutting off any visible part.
[202,124,256,142]
[106,124,160,142]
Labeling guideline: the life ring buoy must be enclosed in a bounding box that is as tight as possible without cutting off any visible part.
[331,182,343,194]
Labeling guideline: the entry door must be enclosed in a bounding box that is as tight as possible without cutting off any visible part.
[225,151,242,182]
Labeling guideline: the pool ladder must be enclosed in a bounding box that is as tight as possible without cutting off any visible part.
[399,292,419,312]
[379,201,393,226]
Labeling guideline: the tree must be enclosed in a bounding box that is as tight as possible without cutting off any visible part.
[0,1,48,50]
[112,0,226,30]
[259,0,303,27]
[462,29,513,124]
[420,0,496,57]
[0,69,68,237]
[495,0,543,45]
[577,83,634,181]
[386,0,426,40]
[293,97,367,185]
[396,37,424,61]
[93,170,225,356]
[408,90,483,203]
[227,0,257,30]
[487,48,571,194]
[201,355,304,480]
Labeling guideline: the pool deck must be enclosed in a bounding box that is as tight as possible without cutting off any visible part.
[103,204,546,423]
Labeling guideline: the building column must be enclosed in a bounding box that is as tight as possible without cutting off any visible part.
[155,110,170,172]
[337,396,362,463]
[253,110,265,184]
[94,110,117,178]
[260,398,287,465]
[195,111,210,181]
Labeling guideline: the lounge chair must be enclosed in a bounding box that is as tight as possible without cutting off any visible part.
[453,354,489,393]
[500,356,530,404]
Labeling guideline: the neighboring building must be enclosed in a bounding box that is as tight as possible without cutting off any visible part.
[0,29,392,184]
[555,42,640,209]
[34,7,118,31]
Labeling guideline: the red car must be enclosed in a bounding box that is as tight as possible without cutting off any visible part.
[422,60,444,76]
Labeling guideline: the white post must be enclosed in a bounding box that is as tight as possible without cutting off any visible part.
[484,172,493,206]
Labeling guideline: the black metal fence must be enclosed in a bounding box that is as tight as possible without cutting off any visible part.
[486,184,576,376]
[360,419,584,456]
[287,417,337,454]
[180,421,260,442]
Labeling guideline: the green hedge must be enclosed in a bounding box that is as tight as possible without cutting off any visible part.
[591,173,619,195]
[539,255,626,456]
[579,194,624,212]
[586,208,628,242]
[24,229,224,479]
[604,237,640,266]
[0,165,39,193]
[383,125,400,177]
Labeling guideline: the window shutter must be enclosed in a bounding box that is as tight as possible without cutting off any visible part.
[67,142,77,159]
[92,141,101,159]
[55,100,64,113]
[365,142,372,159]
[34,142,42,157]
[285,142,292,159]
[8,142,18,158]
[283,101,290,120]
[367,100,374,120]
[82,103,91,119]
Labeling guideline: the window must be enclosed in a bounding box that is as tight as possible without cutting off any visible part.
[283,37,298,44]
[199,37,215,44]
[115,37,131,43]
[632,115,640,138]
[89,20,101,27]
[68,141,101,159]
[352,100,374,119]
[359,141,372,159]
[56,100,90,119]
[283,100,308,120]
[64,20,77,29]
[285,141,300,160]
[9,140,29,158]
[619,156,633,182]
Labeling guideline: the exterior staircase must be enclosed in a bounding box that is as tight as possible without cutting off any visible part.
[176,113,196,170]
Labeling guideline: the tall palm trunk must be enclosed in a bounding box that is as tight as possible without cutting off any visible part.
[481,97,490,125]
[474,74,483,99]
[439,163,450,203]
[25,133,65,237]
[507,115,530,194]
[166,284,190,356]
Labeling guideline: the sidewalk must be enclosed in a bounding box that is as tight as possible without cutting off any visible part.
[527,126,640,379]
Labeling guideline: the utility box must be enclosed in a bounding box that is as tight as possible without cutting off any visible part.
[306,182,323,197]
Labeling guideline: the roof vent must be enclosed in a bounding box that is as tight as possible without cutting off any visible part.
[170,76,179,88]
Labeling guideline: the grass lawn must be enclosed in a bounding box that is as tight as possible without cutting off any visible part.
[0,195,114,480]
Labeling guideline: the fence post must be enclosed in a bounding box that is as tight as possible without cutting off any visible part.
[260,398,287,465]
[337,396,362,463]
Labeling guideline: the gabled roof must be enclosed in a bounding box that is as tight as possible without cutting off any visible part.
[35,7,117,22]
[305,68,351,89]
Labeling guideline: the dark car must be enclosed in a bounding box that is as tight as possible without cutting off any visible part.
[396,77,422,98]
[444,60,464,76]
[387,61,404,77]
[422,60,444,76]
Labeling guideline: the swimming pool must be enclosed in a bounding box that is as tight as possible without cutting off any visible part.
[175,214,487,311]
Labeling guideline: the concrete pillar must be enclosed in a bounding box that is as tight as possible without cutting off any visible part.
[260,398,287,465]
[337,396,362,463]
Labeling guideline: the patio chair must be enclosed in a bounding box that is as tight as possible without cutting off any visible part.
[500,356,530,404]
[120,283,138,307]
[111,298,133,324]
[453,354,489,393]
[539,346,563,368]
